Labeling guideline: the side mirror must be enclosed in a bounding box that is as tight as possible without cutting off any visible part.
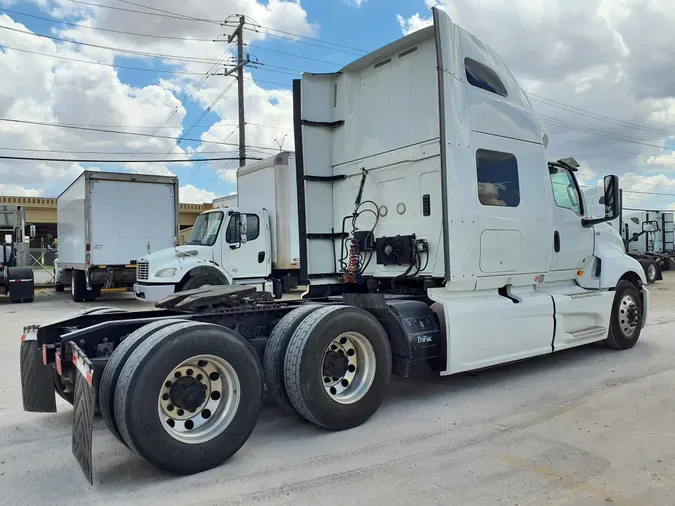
[642,220,659,232]
[583,175,620,227]
[239,214,248,244]
[29,224,36,239]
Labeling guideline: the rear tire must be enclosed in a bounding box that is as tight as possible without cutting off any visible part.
[114,321,263,474]
[71,270,99,302]
[606,280,643,350]
[263,305,321,414]
[284,305,392,430]
[100,319,189,446]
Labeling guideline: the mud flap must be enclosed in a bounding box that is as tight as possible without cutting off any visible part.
[19,328,57,413]
[71,343,96,485]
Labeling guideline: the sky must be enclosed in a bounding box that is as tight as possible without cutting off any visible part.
[1,0,675,208]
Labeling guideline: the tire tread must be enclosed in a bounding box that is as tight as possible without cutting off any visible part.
[263,304,320,414]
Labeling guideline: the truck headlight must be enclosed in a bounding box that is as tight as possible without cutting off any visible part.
[155,267,177,278]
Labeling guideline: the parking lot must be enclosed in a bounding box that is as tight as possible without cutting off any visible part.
[2,279,675,505]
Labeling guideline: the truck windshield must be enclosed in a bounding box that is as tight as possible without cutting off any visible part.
[186,211,224,246]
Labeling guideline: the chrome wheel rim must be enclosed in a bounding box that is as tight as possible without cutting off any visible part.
[618,294,639,337]
[158,354,240,444]
[648,264,656,280]
[322,332,376,405]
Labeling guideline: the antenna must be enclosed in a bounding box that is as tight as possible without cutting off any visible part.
[274,134,287,151]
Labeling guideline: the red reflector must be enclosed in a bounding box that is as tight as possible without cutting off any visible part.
[42,345,48,365]
[56,351,62,376]
[20,334,26,341]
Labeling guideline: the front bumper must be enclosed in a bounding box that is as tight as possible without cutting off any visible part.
[133,282,176,302]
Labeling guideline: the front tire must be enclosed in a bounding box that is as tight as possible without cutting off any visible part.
[284,305,392,430]
[642,259,658,284]
[606,280,643,350]
[114,321,263,475]
[181,274,223,291]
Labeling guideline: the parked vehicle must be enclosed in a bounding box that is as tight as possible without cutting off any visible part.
[133,151,300,302]
[55,171,179,302]
[20,8,648,486]
[0,205,34,303]
[584,187,673,283]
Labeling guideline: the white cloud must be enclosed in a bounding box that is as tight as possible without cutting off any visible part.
[0,184,43,197]
[396,13,433,36]
[0,1,314,196]
[345,0,366,7]
[179,184,216,203]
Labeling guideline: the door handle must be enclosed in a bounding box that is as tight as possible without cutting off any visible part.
[258,251,265,263]
[554,231,560,253]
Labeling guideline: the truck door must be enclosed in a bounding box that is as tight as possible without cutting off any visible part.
[548,164,594,273]
[223,210,271,280]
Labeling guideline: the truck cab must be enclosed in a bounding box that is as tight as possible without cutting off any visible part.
[134,207,274,302]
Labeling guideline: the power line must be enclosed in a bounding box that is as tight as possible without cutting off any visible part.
[0,7,216,42]
[64,0,219,23]
[547,134,668,158]
[244,43,345,66]
[530,93,675,138]
[0,117,279,151]
[0,147,239,155]
[238,21,368,55]
[119,43,234,169]
[543,116,670,151]
[224,23,365,56]
[0,24,223,66]
[113,0,211,22]
[0,155,261,163]
[145,78,238,174]
[622,190,675,197]
[1,44,207,75]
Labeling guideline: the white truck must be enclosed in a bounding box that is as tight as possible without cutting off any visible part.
[21,9,649,485]
[133,151,301,302]
[55,171,180,302]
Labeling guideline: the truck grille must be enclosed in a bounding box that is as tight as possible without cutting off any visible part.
[136,261,149,280]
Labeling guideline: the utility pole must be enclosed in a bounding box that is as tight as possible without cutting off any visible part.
[227,15,247,167]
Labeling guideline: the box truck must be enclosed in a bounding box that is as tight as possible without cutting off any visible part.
[20,9,649,486]
[55,171,179,302]
[133,151,300,302]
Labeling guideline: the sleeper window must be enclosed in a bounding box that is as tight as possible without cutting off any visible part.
[476,149,520,207]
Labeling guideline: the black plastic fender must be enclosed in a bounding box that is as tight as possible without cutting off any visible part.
[7,266,34,302]
[342,293,443,376]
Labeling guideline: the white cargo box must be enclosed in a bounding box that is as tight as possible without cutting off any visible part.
[237,152,300,271]
[57,171,179,269]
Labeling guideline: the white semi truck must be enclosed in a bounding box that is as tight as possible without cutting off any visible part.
[133,151,300,302]
[20,9,649,485]
[55,171,180,302]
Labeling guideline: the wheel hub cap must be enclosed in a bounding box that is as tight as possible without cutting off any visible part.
[323,351,349,378]
[619,294,639,337]
[169,376,207,412]
[158,355,240,444]
[322,332,376,405]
